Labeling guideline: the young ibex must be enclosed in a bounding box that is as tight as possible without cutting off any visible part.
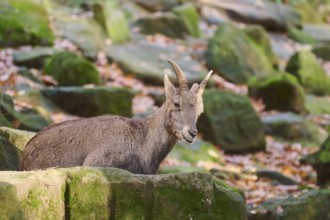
[20,60,212,174]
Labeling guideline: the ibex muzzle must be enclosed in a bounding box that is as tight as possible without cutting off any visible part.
[20,60,212,174]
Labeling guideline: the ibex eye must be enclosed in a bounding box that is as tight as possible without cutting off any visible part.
[174,103,180,108]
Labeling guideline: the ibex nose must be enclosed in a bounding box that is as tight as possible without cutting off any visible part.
[188,128,198,138]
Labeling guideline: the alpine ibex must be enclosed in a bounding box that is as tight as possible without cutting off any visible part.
[20,60,212,174]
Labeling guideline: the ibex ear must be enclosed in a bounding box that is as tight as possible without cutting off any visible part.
[164,74,175,99]
[190,83,199,93]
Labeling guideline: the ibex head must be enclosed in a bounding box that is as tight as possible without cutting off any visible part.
[165,59,212,143]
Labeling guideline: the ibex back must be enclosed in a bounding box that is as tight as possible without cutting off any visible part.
[20,60,212,174]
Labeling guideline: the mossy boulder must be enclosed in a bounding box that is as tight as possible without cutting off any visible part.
[133,0,181,12]
[288,26,317,45]
[0,127,35,171]
[92,1,130,44]
[0,167,248,219]
[262,113,327,145]
[0,127,35,152]
[172,3,200,38]
[167,139,223,165]
[306,136,330,186]
[0,93,51,132]
[306,95,330,115]
[136,12,187,38]
[64,168,111,219]
[243,25,278,67]
[44,51,100,86]
[207,1,301,31]
[0,137,21,171]
[303,24,330,45]
[41,86,134,117]
[249,189,330,220]
[312,45,330,61]
[248,73,307,113]
[0,169,67,219]
[294,1,324,23]
[205,24,274,84]
[0,0,54,47]
[107,43,207,85]
[13,47,63,69]
[0,182,24,219]
[285,50,330,96]
[198,89,265,153]
[52,11,107,59]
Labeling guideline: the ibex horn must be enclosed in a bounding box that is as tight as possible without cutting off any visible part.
[167,59,188,90]
[198,70,213,94]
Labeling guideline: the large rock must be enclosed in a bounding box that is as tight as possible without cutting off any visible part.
[0,0,54,47]
[52,10,107,59]
[249,190,330,220]
[107,43,207,85]
[44,51,100,86]
[262,113,327,145]
[306,95,330,115]
[312,45,330,61]
[132,0,181,12]
[0,127,35,152]
[288,26,317,45]
[0,127,35,170]
[167,139,223,165]
[0,167,248,220]
[172,3,201,38]
[199,0,301,31]
[205,24,274,84]
[0,169,67,219]
[92,1,130,44]
[41,86,134,117]
[13,47,63,69]
[198,89,265,153]
[248,73,307,113]
[303,24,330,45]
[136,12,187,38]
[0,93,51,132]
[0,182,24,219]
[0,137,21,171]
[306,136,330,186]
[243,25,278,68]
[285,50,330,96]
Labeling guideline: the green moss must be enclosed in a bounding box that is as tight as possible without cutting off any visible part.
[205,24,274,84]
[288,26,317,45]
[44,51,100,86]
[0,0,54,47]
[306,95,330,115]
[109,177,147,219]
[198,89,265,153]
[248,73,307,113]
[169,140,223,165]
[172,3,200,38]
[0,182,24,219]
[0,127,35,151]
[0,137,21,171]
[93,1,130,44]
[286,50,330,96]
[212,184,247,220]
[244,25,278,67]
[318,136,330,163]
[21,188,43,211]
[137,12,186,39]
[65,168,110,219]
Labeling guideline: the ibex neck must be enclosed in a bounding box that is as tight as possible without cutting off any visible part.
[143,102,177,174]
